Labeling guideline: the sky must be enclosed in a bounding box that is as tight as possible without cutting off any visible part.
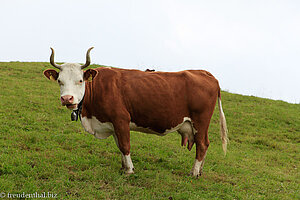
[0,0,299,103]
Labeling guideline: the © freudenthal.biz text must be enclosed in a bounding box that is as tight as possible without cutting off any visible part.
[0,192,57,199]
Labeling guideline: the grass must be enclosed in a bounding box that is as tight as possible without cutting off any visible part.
[0,62,299,199]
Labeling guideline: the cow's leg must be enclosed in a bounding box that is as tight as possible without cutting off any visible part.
[190,115,211,177]
[199,151,207,176]
[112,135,126,169]
[113,120,134,174]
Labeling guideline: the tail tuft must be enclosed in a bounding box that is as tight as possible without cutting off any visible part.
[218,96,229,155]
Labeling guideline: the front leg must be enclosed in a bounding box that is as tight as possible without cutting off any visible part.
[121,153,134,174]
[113,119,134,174]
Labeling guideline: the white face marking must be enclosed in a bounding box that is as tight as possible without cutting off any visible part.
[57,63,85,105]
[81,116,114,139]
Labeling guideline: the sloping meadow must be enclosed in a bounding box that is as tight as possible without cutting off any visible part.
[0,62,299,199]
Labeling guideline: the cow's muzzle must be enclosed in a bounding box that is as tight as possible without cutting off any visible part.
[61,95,77,110]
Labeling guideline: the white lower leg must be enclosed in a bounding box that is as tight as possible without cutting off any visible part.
[191,159,203,177]
[122,153,134,174]
[112,134,132,172]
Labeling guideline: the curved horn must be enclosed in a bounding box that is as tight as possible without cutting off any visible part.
[81,47,94,69]
[50,47,62,70]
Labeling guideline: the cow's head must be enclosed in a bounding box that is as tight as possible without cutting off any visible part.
[43,47,98,110]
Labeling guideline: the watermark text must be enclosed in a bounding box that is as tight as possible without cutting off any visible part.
[0,192,57,199]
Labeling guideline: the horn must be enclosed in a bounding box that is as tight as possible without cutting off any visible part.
[50,47,62,70]
[81,47,94,69]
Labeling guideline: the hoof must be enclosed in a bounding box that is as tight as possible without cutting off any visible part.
[189,171,200,178]
[199,169,203,176]
[120,167,134,175]
[125,169,134,175]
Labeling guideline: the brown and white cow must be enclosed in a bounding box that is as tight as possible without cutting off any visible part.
[43,47,228,177]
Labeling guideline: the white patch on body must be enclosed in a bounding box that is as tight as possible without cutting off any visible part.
[81,116,194,138]
[81,116,113,139]
[130,117,194,136]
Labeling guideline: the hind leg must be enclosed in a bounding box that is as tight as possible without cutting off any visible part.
[199,152,207,176]
[190,115,211,177]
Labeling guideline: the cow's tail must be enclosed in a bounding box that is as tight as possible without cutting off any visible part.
[218,88,229,155]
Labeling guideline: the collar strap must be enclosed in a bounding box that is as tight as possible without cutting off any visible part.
[71,95,84,121]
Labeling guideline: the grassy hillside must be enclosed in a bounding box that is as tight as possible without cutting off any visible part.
[0,62,299,199]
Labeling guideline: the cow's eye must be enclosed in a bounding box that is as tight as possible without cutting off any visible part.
[79,80,83,83]
[57,80,64,85]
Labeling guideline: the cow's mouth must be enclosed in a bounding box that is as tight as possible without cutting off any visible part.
[66,104,77,110]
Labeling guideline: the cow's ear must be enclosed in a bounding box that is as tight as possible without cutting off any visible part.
[84,69,98,82]
[43,69,59,81]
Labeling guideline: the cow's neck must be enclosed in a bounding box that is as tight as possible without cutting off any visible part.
[71,94,85,121]
[80,82,94,119]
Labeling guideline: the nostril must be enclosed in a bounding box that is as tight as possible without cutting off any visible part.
[61,95,74,104]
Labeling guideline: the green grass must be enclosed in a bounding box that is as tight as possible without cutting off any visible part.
[0,62,299,199]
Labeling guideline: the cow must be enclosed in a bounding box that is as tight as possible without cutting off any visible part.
[43,47,228,177]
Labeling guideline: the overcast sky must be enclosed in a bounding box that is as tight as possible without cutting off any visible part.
[0,0,299,103]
